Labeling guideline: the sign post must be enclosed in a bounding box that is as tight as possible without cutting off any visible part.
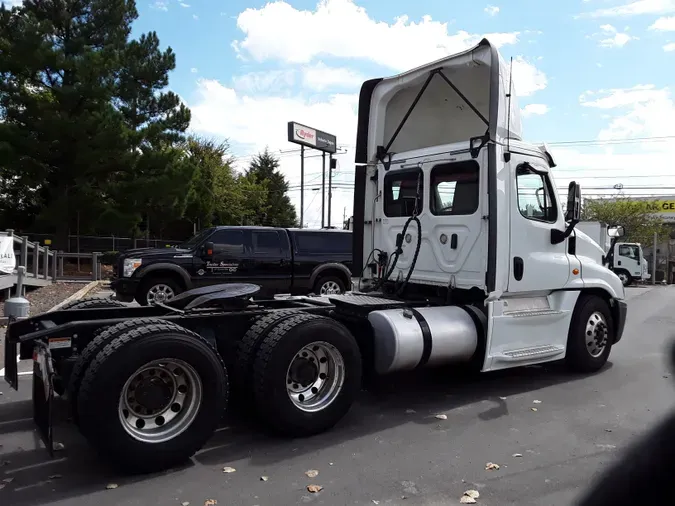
[287,122,337,228]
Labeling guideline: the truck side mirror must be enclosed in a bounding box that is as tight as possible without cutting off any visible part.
[607,225,625,238]
[202,241,214,257]
[565,181,581,222]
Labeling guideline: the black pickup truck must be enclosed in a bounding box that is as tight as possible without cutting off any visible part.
[111,226,353,305]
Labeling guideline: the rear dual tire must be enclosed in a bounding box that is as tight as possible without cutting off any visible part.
[76,322,228,474]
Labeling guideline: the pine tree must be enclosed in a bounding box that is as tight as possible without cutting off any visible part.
[246,148,298,228]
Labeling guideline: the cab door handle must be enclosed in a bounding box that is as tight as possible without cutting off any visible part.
[513,257,524,281]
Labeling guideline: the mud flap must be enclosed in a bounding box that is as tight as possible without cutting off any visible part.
[32,342,55,457]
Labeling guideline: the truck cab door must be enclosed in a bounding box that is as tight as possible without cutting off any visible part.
[196,228,249,285]
[246,229,292,296]
[506,159,573,293]
[615,243,642,280]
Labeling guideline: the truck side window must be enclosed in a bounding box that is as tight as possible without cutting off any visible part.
[384,169,424,217]
[210,230,245,256]
[294,232,352,254]
[618,244,639,260]
[430,161,479,215]
[252,231,281,255]
[516,166,557,223]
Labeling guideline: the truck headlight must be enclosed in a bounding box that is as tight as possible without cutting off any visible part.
[123,258,142,277]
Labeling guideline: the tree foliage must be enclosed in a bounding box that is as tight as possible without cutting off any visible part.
[0,1,294,247]
[582,198,670,245]
[246,148,298,228]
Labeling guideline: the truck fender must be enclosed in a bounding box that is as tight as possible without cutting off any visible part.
[136,263,193,289]
[309,263,353,287]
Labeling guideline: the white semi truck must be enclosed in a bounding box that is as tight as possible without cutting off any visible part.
[575,221,650,286]
[4,39,627,474]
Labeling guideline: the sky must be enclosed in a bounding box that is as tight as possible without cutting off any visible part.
[5,0,675,228]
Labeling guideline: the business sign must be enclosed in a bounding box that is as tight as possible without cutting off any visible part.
[593,196,675,222]
[287,121,337,153]
[0,235,16,275]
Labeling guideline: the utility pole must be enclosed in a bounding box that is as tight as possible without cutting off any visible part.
[321,152,326,228]
[300,145,305,229]
[327,154,334,228]
[652,231,657,285]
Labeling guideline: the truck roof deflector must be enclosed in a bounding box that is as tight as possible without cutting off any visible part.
[376,66,490,170]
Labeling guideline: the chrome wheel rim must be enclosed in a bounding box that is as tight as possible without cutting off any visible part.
[286,341,345,413]
[585,311,608,358]
[147,284,175,305]
[320,281,342,295]
[118,358,203,443]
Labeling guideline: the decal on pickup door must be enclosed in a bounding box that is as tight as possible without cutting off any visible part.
[206,261,239,273]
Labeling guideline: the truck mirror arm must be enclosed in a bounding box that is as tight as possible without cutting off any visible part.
[551,219,579,245]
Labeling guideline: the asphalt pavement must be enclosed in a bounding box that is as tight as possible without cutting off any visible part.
[1,285,674,506]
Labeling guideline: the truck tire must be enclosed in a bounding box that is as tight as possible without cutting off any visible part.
[233,310,299,400]
[77,322,228,474]
[253,313,362,437]
[565,294,614,373]
[67,318,183,425]
[60,298,127,311]
[314,275,346,295]
[136,277,182,306]
[615,269,632,287]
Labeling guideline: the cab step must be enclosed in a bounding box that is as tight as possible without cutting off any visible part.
[497,344,565,362]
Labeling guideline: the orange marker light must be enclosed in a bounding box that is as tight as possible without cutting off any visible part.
[572,268,579,275]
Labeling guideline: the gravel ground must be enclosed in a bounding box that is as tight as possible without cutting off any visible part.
[0,282,85,317]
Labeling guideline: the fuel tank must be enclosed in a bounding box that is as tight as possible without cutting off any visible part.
[367,305,484,374]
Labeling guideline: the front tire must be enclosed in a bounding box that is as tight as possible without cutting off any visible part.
[77,322,228,474]
[136,277,182,306]
[615,269,632,287]
[565,295,614,373]
[253,313,362,437]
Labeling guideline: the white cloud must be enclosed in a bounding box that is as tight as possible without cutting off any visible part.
[664,41,675,50]
[151,0,168,11]
[188,79,359,227]
[232,0,521,71]
[180,2,190,7]
[650,16,675,29]
[231,70,296,94]
[522,104,550,116]
[193,14,199,20]
[302,62,364,91]
[190,68,199,73]
[484,5,500,16]
[582,0,675,17]
[596,24,638,47]
[510,57,548,96]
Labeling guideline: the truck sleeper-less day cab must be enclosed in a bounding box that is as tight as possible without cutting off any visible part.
[112,226,354,305]
[3,39,627,474]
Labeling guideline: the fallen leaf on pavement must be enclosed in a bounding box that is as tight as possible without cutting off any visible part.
[605,429,613,433]
[48,474,63,480]
[464,490,480,499]
[204,501,217,506]
[460,496,477,504]
[485,462,500,471]
[435,414,448,420]
[2,478,14,483]
[305,469,319,478]
[182,502,190,506]
[512,453,523,458]
[372,501,380,505]
[222,466,236,473]
[533,400,542,404]
[260,476,269,482]
[106,483,118,490]
[531,407,538,412]
[307,484,323,493]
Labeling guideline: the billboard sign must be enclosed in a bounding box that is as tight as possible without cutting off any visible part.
[287,121,336,153]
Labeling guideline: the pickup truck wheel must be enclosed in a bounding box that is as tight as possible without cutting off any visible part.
[232,310,298,402]
[68,318,184,425]
[314,276,346,295]
[565,295,614,373]
[77,322,228,474]
[253,313,362,437]
[60,298,127,310]
[137,277,182,306]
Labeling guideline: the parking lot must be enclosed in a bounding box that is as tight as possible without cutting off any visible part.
[1,284,674,505]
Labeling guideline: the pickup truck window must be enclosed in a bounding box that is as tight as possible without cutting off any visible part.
[295,232,351,254]
[210,229,245,255]
[252,230,282,255]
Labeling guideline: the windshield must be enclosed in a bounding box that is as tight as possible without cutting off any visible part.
[179,227,214,249]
